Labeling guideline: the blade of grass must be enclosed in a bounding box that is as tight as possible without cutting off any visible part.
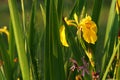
[91,0,103,68]
[8,0,30,80]
[40,4,46,27]
[51,0,65,80]
[116,14,120,80]
[39,4,47,80]
[44,0,65,80]
[101,0,117,75]
[21,0,25,29]
[92,0,103,23]
[69,0,86,18]
[57,0,63,22]
[44,0,50,79]
[102,39,120,80]
[104,0,116,47]
[0,67,6,80]
[115,39,120,79]
[116,64,120,79]
[0,35,12,80]
[29,0,41,79]
[9,22,16,70]
[101,14,119,78]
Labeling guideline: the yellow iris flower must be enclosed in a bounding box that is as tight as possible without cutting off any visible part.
[59,13,97,46]
[78,16,97,44]
[73,13,97,44]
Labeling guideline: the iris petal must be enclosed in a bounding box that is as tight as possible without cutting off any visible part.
[0,26,9,41]
[74,13,79,24]
[80,16,97,44]
[59,25,69,47]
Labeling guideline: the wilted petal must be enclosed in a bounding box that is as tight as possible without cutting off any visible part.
[82,70,85,76]
[78,66,84,71]
[70,58,80,72]
[70,65,76,71]
[92,71,100,80]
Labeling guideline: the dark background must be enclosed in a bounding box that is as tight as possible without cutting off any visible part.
[0,0,111,27]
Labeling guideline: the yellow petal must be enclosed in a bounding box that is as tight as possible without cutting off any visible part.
[64,17,77,27]
[80,15,91,24]
[0,26,9,41]
[59,25,69,47]
[89,31,97,44]
[83,29,97,44]
[116,0,120,14]
[91,21,97,33]
[80,15,97,44]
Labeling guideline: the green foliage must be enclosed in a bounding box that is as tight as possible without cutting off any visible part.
[8,0,30,80]
[0,0,120,80]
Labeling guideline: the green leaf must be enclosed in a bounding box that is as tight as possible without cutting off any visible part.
[0,36,12,80]
[28,0,42,80]
[44,0,65,80]
[40,4,46,27]
[92,0,103,24]
[69,0,86,18]
[101,1,119,79]
[8,0,30,80]
[102,39,120,80]
[9,22,16,70]
[44,0,50,80]
[0,68,6,80]
[57,0,63,22]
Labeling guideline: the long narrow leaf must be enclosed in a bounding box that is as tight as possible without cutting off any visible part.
[0,36,12,80]
[29,0,41,79]
[44,0,50,79]
[102,39,120,80]
[101,0,117,76]
[8,0,30,80]
[92,0,103,23]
